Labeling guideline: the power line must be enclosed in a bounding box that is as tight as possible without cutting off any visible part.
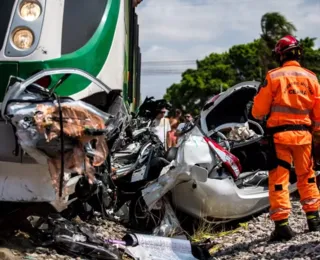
[141,72,185,77]
[141,60,197,68]
[142,61,196,67]
[141,60,197,71]
[142,59,196,63]
[142,0,262,8]
[142,64,196,68]
[142,71,187,76]
[141,60,196,76]
[142,67,196,75]
[141,69,186,73]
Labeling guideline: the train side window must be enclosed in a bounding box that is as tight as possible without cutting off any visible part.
[61,0,108,55]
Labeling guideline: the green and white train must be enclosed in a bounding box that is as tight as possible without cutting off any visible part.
[0,0,142,110]
[0,0,142,211]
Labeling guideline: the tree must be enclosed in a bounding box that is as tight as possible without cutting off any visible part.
[259,12,297,74]
[228,40,262,81]
[164,12,320,115]
[164,43,260,114]
[260,12,297,49]
[164,63,233,115]
[300,37,320,75]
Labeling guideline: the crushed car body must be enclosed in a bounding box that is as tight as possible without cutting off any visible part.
[0,68,123,212]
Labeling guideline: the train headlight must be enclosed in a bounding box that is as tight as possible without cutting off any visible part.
[19,1,41,22]
[12,28,34,50]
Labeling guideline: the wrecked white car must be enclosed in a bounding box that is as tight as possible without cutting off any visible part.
[141,81,319,223]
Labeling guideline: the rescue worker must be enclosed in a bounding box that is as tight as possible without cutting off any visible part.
[252,35,320,241]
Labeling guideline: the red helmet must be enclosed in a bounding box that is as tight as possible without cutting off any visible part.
[273,35,301,56]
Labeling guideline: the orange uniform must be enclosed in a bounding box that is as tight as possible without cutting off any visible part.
[252,60,320,221]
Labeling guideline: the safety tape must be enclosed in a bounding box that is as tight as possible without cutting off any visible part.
[271,105,310,115]
[270,70,318,81]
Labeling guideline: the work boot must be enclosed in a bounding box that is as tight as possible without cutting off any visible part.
[306,211,320,232]
[269,219,296,242]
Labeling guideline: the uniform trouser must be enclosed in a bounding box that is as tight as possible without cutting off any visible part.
[269,143,320,221]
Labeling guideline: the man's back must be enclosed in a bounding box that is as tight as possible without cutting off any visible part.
[268,62,319,114]
[252,60,320,145]
[254,61,320,128]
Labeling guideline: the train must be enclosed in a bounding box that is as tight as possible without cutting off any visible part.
[0,0,143,211]
[0,0,142,110]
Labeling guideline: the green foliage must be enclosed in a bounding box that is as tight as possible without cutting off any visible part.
[300,37,320,75]
[164,12,320,115]
[260,12,297,49]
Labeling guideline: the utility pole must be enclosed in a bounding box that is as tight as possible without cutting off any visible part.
[259,67,262,81]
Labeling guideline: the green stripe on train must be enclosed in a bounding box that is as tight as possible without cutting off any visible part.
[18,0,120,97]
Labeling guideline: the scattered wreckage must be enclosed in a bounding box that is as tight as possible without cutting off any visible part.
[0,69,207,259]
[0,69,171,226]
[24,213,210,260]
[1,72,319,259]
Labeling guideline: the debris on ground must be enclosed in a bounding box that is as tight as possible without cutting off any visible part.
[152,197,185,237]
[0,210,208,260]
[27,214,121,259]
[0,216,127,260]
[122,233,198,260]
[0,195,319,259]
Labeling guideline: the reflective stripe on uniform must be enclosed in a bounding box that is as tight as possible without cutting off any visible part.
[301,198,319,206]
[270,70,318,81]
[269,208,281,215]
[269,208,291,216]
[271,105,311,115]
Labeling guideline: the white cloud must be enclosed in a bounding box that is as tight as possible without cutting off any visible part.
[143,44,225,62]
[143,45,187,61]
[136,0,320,99]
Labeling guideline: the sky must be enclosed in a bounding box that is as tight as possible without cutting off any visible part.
[136,0,320,100]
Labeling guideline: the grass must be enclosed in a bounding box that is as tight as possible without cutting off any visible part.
[190,220,249,254]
